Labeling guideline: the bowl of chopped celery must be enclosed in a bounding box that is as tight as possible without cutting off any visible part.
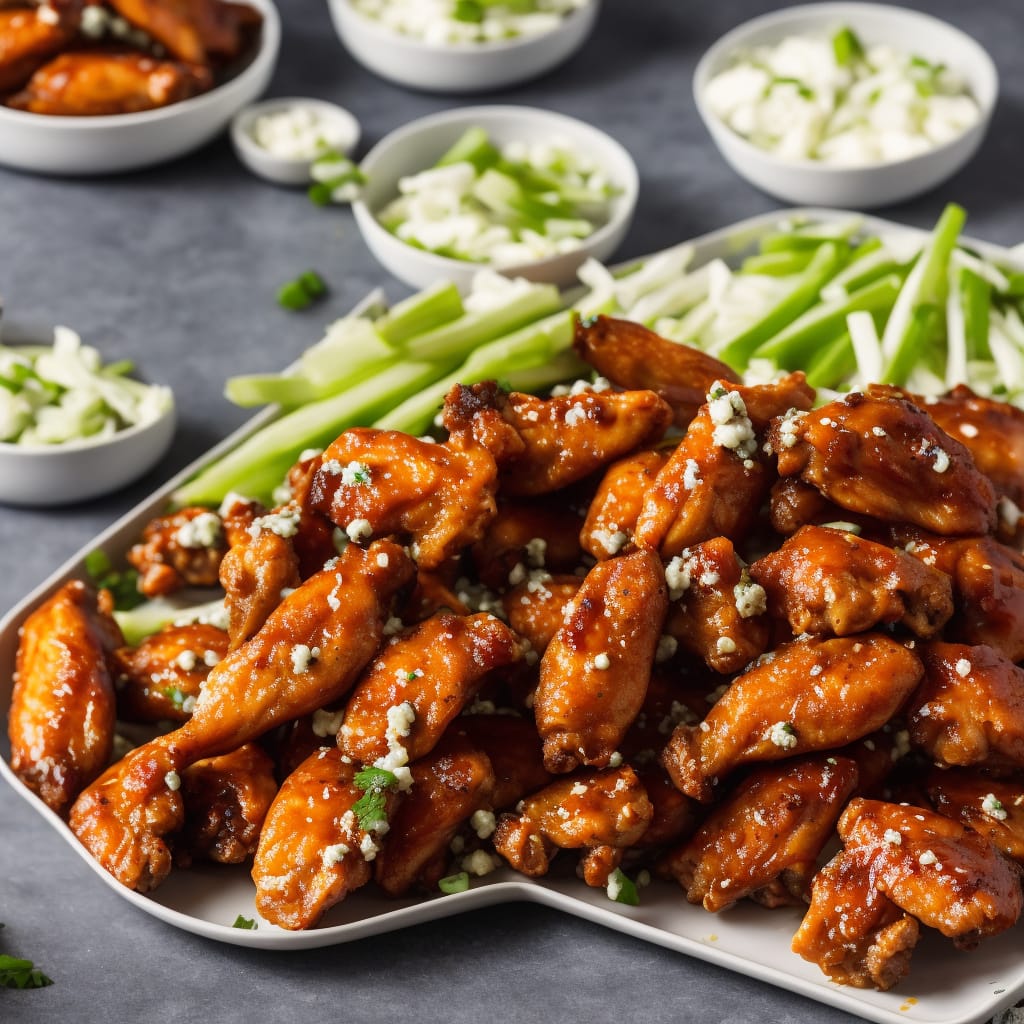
[351,105,638,292]
[693,3,997,208]
[0,325,175,507]
[326,0,599,94]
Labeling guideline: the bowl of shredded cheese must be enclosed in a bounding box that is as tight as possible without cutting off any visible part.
[694,3,997,207]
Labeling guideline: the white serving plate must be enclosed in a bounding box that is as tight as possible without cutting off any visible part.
[2,214,1022,1024]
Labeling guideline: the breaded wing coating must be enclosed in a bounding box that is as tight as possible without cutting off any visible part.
[112,622,228,723]
[750,524,953,639]
[572,315,741,429]
[127,505,228,598]
[926,768,1024,865]
[306,428,501,570]
[339,610,522,767]
[375,731,495,896]
[907,641,1024,770]
[662,755,860,911]
[174,743,277,867]
[69,540,413,892]
[661,634,922,802]
[0,6,78,93]
[535,549,668,773]
[768,390,997,537]
[9,581,122,815]
[663,537,771,674]
[252,747,378,930]
[492,766,652,876]
[442,381,673,498]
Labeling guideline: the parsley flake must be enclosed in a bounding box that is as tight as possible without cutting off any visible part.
[232,915,257,930]
[352,766,399,830]
[0,954,53,989]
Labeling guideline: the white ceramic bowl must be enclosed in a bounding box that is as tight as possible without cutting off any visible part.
[230,96,361,185]
[352,105,639,292]
[326,0,600,94]
[693,3,998,208]
[0,0,280,177]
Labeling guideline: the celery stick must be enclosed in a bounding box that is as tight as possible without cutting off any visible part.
[625,265,709,325]
[717,242,848,369]
[400,284,562,362]
[987,312,1024,393]
[960,267,991,360]
[613,241,695,311]
[880,304,941,385]
[436,127,500,173]
[739,250,814,276]
[502,350,588,391]
[847,310,883,385]
[833,25,865,66]
[945,263,968,390]
[805,332,856,389]
[172,360,447,507]
[753,274,901,366]
[472,169,570,228]
[115,595,227,646]
[373,281,464,345]
[758,217,861,253]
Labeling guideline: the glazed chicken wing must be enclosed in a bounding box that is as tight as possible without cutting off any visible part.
[662,755,860,911]
[907,641,1024,770]
[572,315,741,429]
[750,524,953,639]
[9,580,122,815]
[535,548,668,773]
[501,573,581,658]
[69,540,414,892]
[252,747,379,930]
[661,634,923,802]
[926,768,1024,864]
[0,5,78,93]
[456,715,551,810]
[441,380,673,498]
[768,390,997,536]
[126,505,228,598]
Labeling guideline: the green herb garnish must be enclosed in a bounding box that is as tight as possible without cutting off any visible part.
[438,872,470,895]
[832,26,864,67]
[232,915,257,930]
[0,954,53,989]
[352,766,399,831]
[277,271,328,311]
[607,868,640,907]
[84,549,144,611]
[452,0,484,23]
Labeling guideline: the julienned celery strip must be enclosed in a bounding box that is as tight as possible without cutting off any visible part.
[373,281,464,345]
[880,304,942,386]
[805,332,856,390]
[960,266,991,361]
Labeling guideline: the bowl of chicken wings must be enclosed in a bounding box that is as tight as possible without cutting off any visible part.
[3,313,1024,1003]
[0,0,278,175]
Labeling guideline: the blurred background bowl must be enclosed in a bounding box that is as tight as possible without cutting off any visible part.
[0,0,280,177]
[693,2,998,208]
[351,104,638,292]
[326,0,600,94]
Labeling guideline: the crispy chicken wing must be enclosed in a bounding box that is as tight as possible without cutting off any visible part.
[662,755,860,911]
[111,622,228,723]
[69,540,414,892]
[252,747,378,930]
[501,573,581,658]
[572,315,741,429]
[338,611,522,768]
[768,390,997,536]
[0,5,78,93]
[535,549,668,773]
[907,641,1024,771]
[492,766,652,876]
[457,715,550,810]
[442,381,673,498]
[305,428,501,571]
[126,505,228,598]
[9,580,122,815]
[926,768,1024,864]
[750,525,953,639]
[661,634,923,802]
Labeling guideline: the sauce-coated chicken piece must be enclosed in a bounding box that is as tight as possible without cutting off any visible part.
[750,524,953,639]
[9,580,122,815]
[501,573,581,658]
[662,755,860,911]
[906,641,1024,771]
[252,747,379,930]
[174,743,277,867]
[663,537,771,674]
[69,540,414,892]
[339,610,522,768]
[926,768,1024,864]
[112,622,228,723]
[768,390,997,537]
[127,505,228,598]
[375,731,496,897]
[492,766,653,876]
[580,448,670,560]
[635,376,813,556]
[662,634,923,802]
[306,427,502,570]
[441,380,674,498]
[767,476,855,536]
[0,5,78,92]
[457,715,551,809]
[8,50,212,115]
[572,315,741,429]
[535,549,668,773]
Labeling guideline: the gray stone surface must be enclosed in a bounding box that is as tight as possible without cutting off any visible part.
[0,0,1021,1020]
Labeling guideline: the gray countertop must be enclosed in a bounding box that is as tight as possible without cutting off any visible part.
[1,1,1022,1021]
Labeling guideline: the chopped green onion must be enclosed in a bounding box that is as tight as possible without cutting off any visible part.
[277,271,328,311]
[832,26,865,67]
[607,868,639,906]
[232,915,257,930]
[438,872,471,895]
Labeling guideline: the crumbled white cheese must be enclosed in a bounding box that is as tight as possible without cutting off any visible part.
[593,652,611,671]
[683,458,702,490]
[340,460,372,486]
[707,383,757,459]
[345,518,373,543]
[174,512,222,549]
[982,793,1008,820]
[312,708,345,738]
[470,809,497,839]
[767,721,797,749]
[323,842,350,867]
[593,527,628,556]
[248,506,301,540]
[716,636,737,655]
[164,770,181,791]
[607,751,623,768]
[955,658,972,678]
[883,829,902,846]
[564,404,587,426]
[291,644,320,674]
[462,850,500,877]
[174,649,197,672]
[733,575,767,618]
[918,850,939,867]
[655,634,678,663]
[665,551,696,600]
[777,408,806,449]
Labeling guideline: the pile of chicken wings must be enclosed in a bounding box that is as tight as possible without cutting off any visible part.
[9,315,1024,990]
[0,0,261,115]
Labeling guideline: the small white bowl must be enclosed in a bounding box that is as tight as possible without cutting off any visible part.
[351,105,638,292]
[693,3,998,208]
[326,0,600,94]
[230,96,361,185]
[0,0,280,177]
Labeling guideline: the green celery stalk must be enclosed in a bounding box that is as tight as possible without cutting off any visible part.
[373,281,464,345]
[758,218,861,253]
[805,332,857,389]
[961,267,991,360]
[172,360,448,507]
[833,25,865,66]
[435,127,501,173]
[880,304,942,385]
[739,249,814,276]
[717,242,848,369]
